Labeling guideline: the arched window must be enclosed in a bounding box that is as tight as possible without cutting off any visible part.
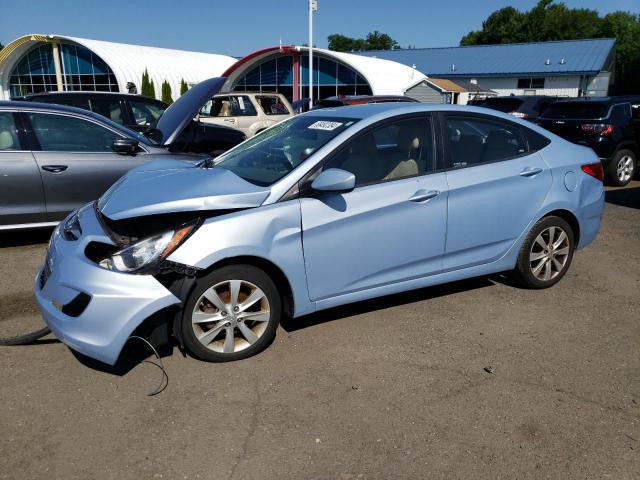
[232,55,372,102]
[9,43,118,98]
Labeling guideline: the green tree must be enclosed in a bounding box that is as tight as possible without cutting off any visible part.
[600,12,640,94]
[0,42,4,52]
[460,0,640,94]
[328,31,399,52]
[460,7,525,45]
[180,78,189,95]
[365,31,400,50]
[327,34,365,52]
[161,80,173,105]
[140,69,156,98]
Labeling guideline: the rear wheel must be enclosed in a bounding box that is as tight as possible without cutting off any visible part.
[512,216,575,289]
[180,265,281,362]
[606,149,636,186]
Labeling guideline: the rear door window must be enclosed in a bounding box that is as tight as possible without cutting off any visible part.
[257,96,289,115]
[204,96,257,117]
[445,115,528,168]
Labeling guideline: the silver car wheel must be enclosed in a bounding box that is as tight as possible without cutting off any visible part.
[617,155,634,183]
[529,226,570,282]
[191,280,271,354]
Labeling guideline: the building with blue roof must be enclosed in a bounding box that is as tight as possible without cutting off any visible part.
[357,38,616,102]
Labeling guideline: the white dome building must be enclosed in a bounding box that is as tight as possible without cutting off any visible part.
[0,34,236,100]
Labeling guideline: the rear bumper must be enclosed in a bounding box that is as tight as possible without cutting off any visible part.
[34,204,180,365]
[576,181,605,250]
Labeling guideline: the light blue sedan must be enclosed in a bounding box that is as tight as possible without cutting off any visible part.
[35,80,605,364]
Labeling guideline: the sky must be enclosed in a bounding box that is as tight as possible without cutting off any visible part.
[1,0,638,57]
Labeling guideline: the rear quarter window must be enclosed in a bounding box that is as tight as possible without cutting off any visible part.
[525,128,551,152]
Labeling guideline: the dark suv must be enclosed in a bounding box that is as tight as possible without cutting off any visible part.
[479,96,559,121]
[537,97,640,186]
[16,91,246,155]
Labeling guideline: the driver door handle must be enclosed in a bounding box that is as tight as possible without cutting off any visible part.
[519,167,543,177]
[409,189,440,203]
[41,165,68,173]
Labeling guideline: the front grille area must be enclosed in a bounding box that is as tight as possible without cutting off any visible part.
[39,265,50,290]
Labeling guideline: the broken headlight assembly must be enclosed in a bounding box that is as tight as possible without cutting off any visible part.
[98,221,197,273]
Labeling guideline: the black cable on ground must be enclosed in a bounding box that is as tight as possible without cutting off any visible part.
[126,336,169,396]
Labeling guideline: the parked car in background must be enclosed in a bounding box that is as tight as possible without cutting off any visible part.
[537,96,640,186]
[17,91,167,132]
[35,101,604,366]
[0,78,238,229]
[17,91,246,155]
[312,95,418,110]
[199,92,294,137]
[291,97,311,114]
[479,95,559,121]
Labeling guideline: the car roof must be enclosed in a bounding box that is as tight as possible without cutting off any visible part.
[17,91,163,101]
[485,95,555,101]
[0,99,100,114]
[301,101,538,120]
[553,96,640,105]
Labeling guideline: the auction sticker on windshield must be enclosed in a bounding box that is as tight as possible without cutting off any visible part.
[308,121,344,131]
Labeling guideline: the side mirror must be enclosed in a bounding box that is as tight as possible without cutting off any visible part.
[311,168,356,193]
[112,138,139,155]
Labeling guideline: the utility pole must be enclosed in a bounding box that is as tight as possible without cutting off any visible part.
[309,0,317,109]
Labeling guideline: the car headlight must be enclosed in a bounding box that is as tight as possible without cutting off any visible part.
[99,223,196,273]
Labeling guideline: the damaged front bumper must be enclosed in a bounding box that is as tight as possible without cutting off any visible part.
[34,204,181,365]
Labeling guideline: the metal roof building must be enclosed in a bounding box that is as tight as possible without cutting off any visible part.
[0,34,236,101]
[357,38,617,98]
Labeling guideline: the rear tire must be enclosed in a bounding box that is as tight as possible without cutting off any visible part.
[180,265,281,362]
[605,149,636,186]
[512,216,575,289]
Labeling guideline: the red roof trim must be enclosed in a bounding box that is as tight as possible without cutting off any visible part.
[222,46,297,77]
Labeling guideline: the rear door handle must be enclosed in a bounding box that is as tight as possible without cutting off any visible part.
[519,167,543,177]
[409,189,439,203]
[41,165,68,173]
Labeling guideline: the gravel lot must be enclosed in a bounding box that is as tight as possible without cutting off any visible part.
[1,182,638,480]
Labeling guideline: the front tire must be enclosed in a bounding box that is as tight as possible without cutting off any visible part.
[180,265,281,362]
[512,216,575,289]
[606,149,636,186]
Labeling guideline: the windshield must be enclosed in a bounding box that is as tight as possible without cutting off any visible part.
[541,102,609,119]
[212,115,359,186]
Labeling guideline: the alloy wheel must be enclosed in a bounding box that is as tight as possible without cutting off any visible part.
[617,155,634,183]
[191,280,271,354]
[529,226,570,282]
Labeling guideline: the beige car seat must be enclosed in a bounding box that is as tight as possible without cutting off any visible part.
[218,101,231,117]
[384,126,421,180]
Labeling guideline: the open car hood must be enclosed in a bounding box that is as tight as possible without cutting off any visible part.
[153,77,226,146]
[97,159,270,220]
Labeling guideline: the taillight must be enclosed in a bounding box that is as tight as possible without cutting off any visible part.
[580,124,614,136]
[509,111,528,119]
[581,162,604,182]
